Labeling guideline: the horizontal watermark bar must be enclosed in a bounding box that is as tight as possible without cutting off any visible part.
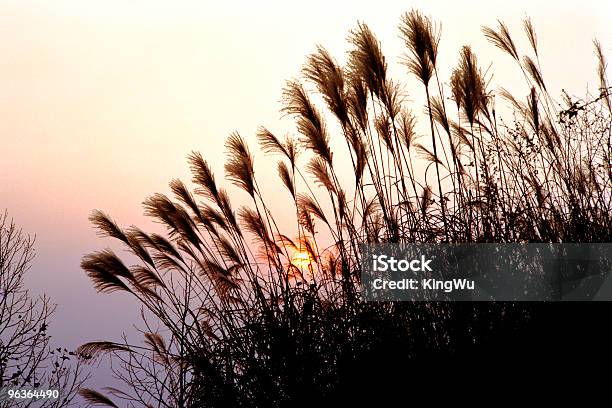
[360,244,612,301]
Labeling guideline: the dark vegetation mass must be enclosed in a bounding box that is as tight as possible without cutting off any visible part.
[77,10,611,407]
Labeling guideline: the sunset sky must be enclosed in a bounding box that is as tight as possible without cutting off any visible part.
[1,0,610,389]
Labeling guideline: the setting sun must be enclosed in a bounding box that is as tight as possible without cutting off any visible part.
[290,249,314,270]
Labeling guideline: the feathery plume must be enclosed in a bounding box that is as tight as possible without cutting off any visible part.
[397,109,417,150]
[149,233,184,263]
[198,204,228,231]
[131,266,165,289]
[482,20,519,61]
[415,143,445,168]
[399,9,440,85]
[188,151,220,204]
[347,22,387,98]
[382,78,403,119]
[523,18,539,57]
[89,210,128,244]
[217,236,243,266]
[451,121,474,152]
[346,77,369,131]
[283,80,333,164]
[78,389,119,408]
[430,96,450,135]
[77,342,131,361]
[523,56,546,90]
[143,194,201,249]
[81,250,133,294]
[297,194,330,227]
[225,132,256,197]
[257,127,290,159]
[277,161,295,199]
[124,229,156,267]
[170,178,203,222]
[217,189,241,235]
[298,207,316,236]
[594,39,611,113]
[452,46,488,125]
[238,207,269,244]
[303,45,349,126]
[306,156,336,193]
[499,87,526,115]
[276,234,298,252]
[374,114,394,152]
[144,332,170,365]
[450,70,462,109]
[420,185,433,217]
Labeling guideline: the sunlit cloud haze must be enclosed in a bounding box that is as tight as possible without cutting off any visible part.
[0,0,610,387]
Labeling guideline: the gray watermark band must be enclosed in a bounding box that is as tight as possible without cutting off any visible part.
[360,244,612,301]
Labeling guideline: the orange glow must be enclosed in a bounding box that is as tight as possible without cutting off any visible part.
[290,249,313,270]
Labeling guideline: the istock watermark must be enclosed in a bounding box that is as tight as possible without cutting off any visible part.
[360,243,612,301]
[372,254,433,272]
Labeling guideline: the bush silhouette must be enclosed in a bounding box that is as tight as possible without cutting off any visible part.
[79,10,611,408]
